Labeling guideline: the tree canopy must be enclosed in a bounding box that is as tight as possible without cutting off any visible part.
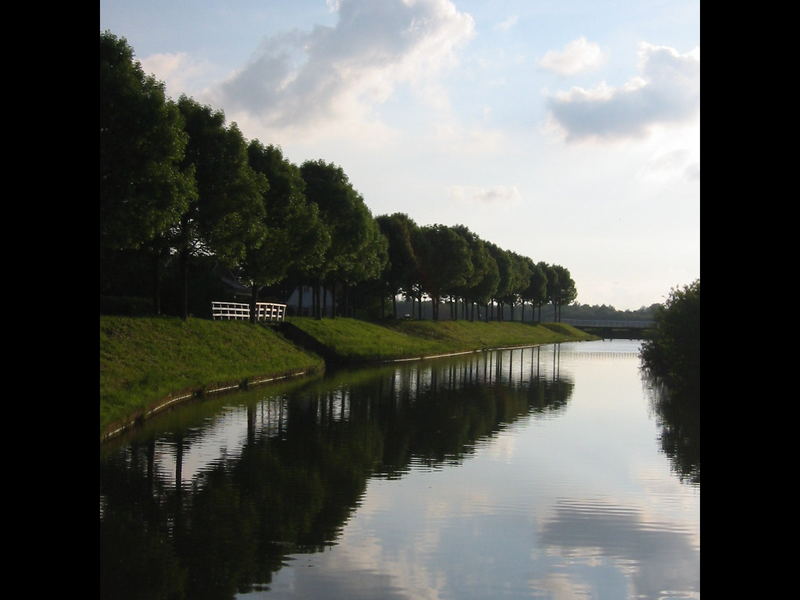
[100,31,195,253]
[100,30,582,323]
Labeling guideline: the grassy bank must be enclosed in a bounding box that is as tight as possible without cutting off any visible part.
[285,317,598,362]
[100,315,597,440]
[100,316,324,438]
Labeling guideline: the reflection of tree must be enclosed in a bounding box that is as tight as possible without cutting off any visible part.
[644,374,700,485]
[100,347,575,599]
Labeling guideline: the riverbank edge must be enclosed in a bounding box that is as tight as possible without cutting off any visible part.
[100,366,322,442]
[100,317,598,442]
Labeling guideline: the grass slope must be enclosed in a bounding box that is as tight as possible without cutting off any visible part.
[286,317,598,362]
[100,316,324,436]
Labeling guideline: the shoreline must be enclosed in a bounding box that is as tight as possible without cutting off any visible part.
[100,316,597,442]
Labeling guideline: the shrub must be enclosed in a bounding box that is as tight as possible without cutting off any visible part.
[640,280,699,388]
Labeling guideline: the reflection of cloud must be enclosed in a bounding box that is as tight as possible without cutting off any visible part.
[546,43,699,142]
[539,37,604,75]
[538,498,699,599]
[269,563,410,599]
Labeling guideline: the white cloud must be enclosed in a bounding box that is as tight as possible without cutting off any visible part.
[210,0,475,141]
[448,185,522,206]
[138,52,220,101]
[494,16,519,32]
[538,37,604,76]
[546,42,700,143]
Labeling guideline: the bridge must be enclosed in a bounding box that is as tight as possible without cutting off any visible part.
[561,318,654,339]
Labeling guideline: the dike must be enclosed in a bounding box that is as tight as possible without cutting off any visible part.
[280,317,598,364]
[100,315,598,441]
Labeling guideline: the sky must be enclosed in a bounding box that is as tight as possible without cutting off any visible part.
[100,0,699,311]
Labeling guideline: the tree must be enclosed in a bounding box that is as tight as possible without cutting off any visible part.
[501,251,531,321]
[640,279,700,389]
[470,251,500,322]
[376,213,420,319]
[100,31,196,313]
[175,96,268,319]
[521,258,547,322]
[300,160,382,318]
[239,142,330,322]
[486,243,512,320]
[415,225,472,320]
[550,265,577,322]
[450,225,494,321]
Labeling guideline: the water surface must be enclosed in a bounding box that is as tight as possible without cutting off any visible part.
[100,339,699,599]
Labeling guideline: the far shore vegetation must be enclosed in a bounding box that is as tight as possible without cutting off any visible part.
[640,279,700,391]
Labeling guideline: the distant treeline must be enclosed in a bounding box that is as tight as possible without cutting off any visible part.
[101,31,580,323]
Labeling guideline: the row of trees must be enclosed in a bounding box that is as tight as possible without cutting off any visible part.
[100,31,577,323]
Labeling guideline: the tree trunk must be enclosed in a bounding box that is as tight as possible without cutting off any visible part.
[392,294,397,319]
[179,247,189,320]
[152,250,162,316]
[314,279,322,320]
[298,284,304,317]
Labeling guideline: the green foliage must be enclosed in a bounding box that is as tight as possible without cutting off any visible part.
[99,30,584,324]
[522,258,548,307]
[376,213,420,300]
[640,279,700,388]
[241,142,330,290]
[415,225,473,318]
[300,160,372,277]
[100,31,196,252]
[176,97,268,266]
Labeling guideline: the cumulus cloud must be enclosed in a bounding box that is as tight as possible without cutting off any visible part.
[210,0,475,137]
[546,42,700,142]
[139,52,220,100]
[638,149,700,183]
[448,185,522,206]
[494,16,519,32]
[538,37,604,75]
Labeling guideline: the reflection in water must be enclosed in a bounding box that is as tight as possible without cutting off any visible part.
[100,347,573,600]
[538,498,699,599]
[100,342,699,600]
[643,374,700,486]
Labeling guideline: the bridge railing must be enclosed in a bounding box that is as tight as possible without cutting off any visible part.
[212,301,286,322]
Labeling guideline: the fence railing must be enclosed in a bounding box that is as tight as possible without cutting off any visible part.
[212,301,286,322]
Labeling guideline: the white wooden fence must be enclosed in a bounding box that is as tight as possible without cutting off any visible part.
[212,301,286,322]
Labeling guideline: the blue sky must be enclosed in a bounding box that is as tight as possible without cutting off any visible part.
[100,0,699,310]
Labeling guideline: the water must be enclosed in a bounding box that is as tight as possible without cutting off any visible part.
[100,340,699,600]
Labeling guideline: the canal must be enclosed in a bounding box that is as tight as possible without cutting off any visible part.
[99,339,700,600]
